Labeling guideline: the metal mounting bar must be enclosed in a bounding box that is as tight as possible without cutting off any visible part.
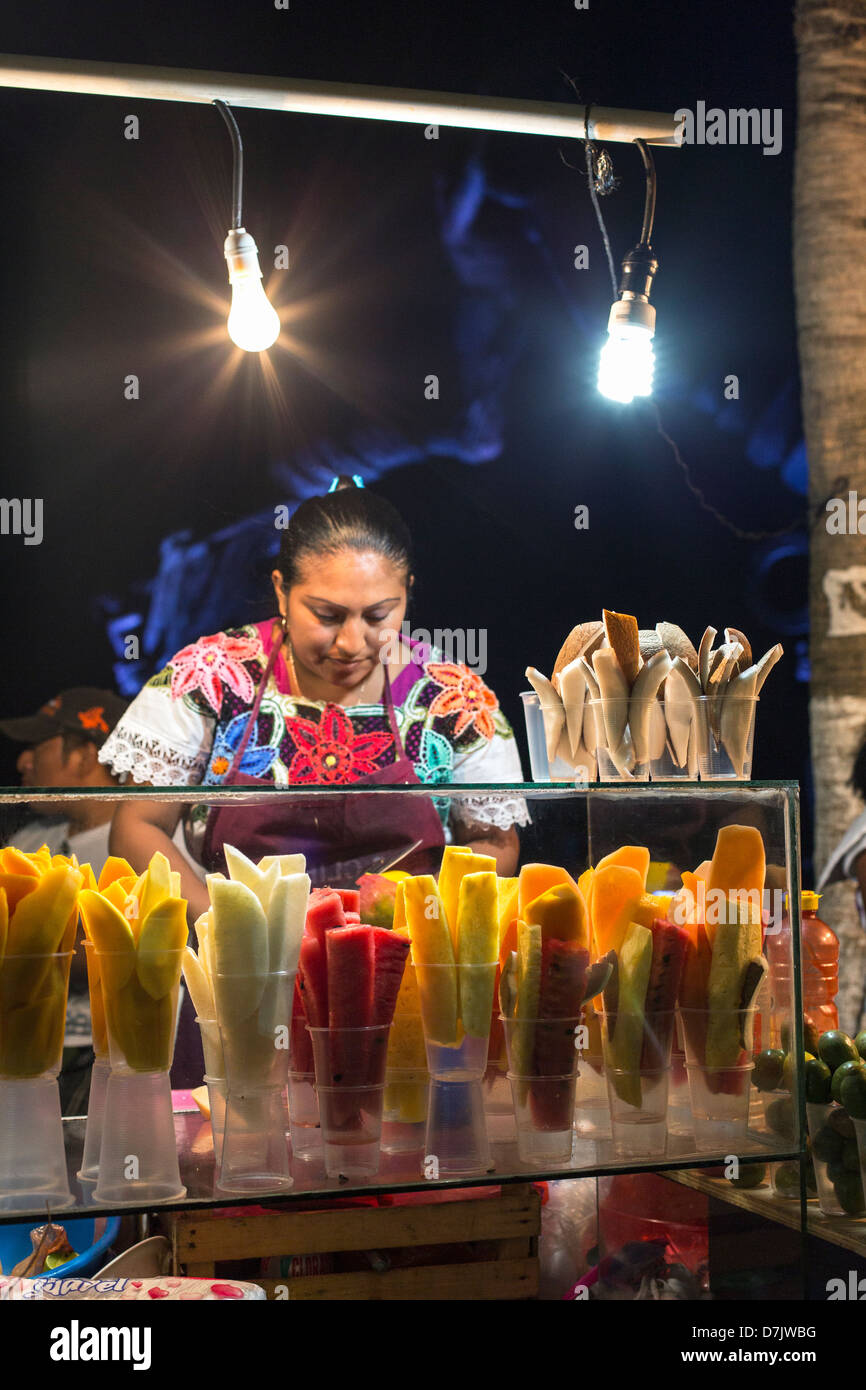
[0,53,681,145]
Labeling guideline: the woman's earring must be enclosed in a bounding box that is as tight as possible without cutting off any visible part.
[281,612,289,634]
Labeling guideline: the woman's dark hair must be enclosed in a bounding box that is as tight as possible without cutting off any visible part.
[277,477,414,590]
[851,733,866,804]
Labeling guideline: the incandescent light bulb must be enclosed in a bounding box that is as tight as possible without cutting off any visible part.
[224,228,280,352]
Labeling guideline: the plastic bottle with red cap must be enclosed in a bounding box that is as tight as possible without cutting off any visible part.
[766,891,838,1045]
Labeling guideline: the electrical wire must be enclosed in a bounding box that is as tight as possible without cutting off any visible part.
[582,107,619,300]
[213,98,244,229]
[633,138,656,246]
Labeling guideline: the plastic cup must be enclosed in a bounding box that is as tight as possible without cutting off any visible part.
[0,1075,74,1211]
[605,1067,671,1158]
[205,1074,228,1159]
[77,1053,111,1183]
[308,1024,392,1179]
[520,690,596,784]
[94,1068,186,1205]
[0,950,73,1079]
[679,1007,755,1150]
[667,1048,693,1138]
[215,970,295,1193]
[808,1101,865,1218]
[382,1069,429,1154]
[501,1014,581,1163]
[287,1071,321,1162]
[424,1077,492,1178]
[82,941,109,1062]
[587,698,666,782]
[96,947,184,1074]
[196,1016,225,1083]
[699,696,758,780]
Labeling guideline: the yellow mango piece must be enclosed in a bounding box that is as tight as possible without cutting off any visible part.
[495,877,519,946]
[0,847,41,877]
[0,873,40,916]
[439,848,496,951]
[385,920,427,1073]
[383,869,410,882]
[518,863,578,918]
[591,865,644,958]
[631,893,667,931]
[577,867,594,917]
[97,856,136,892]
[525,882,589,950]
[136,851,173,926]
[137,898,188,1001]
[5,865,82,957]
[77,862,98,892]
[404,875,457,1045]
[392,880,407,934]
[595,846,650,887]
[706,825,766,897]
[456,872,498,1038]
[78,888,138,991]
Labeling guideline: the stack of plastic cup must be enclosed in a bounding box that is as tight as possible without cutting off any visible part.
[0,949,75,1211]
[286,990,320,1163]
[196,1015,226,1163]
[503,1014,581,1164]
[679,1007,755,1151]
[603,1009,676,1158]
[77,940,111,1184]
[416,962,496,1178]
[93,946,186,1205]
[308,1024,391,1178]
[215,969,295,1193]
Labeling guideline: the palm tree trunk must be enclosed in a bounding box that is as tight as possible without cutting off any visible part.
[795,0,866,1030]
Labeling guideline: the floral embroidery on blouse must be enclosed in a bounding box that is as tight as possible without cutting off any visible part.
[170,632,261,714]
[283,703,395,784]
[206,710,279,782]
[426,663,499,741]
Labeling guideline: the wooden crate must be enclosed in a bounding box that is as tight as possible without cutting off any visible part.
[161,1184,540,1300]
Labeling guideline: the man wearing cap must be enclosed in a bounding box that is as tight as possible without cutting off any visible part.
[1,687,130,868]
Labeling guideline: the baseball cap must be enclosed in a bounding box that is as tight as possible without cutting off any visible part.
[0,688,129,749]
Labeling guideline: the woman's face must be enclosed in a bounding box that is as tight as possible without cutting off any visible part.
[273,549,409,688]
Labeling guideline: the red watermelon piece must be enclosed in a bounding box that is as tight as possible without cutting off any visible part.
[290,974,314,1074]
[299,935,328,1029]
[529,940,589,1130]
[334,889,360,915]
[640,918,690,1069]
[357,873,398,929]
[370,926,410,1027]
[305,888,346,947]
[343,911,362,925]
[326,926,376,1088]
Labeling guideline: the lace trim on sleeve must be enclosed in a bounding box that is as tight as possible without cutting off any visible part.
[100,725,211,786]
[451,792,532,833]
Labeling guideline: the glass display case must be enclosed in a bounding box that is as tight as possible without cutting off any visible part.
[0,780,820,1299]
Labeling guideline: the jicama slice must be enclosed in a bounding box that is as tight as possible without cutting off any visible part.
[404,875,458,1045]
[266,871,310,974]
[525,666,566,765]
[182,944,214,1020]
[224,845,279,914]
[258,853,306,876]
[209,878,270,1023]
[558,655,587,759]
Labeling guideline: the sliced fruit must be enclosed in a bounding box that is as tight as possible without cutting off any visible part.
[525,882,589,950]
[0,874,40,916]
[259,853,306,876]
[305,888,346,946]
[640,918,690,1068]
[705,907,760,1069]
[403,875,457,1045]
[0,847,41,877]
[591,864,644,958]
[706,825,766,899]
[370,926,410,1027]
[358,873,399,929]
[456,871,499,1037]
[511,921,542,1081]
[5,864,82,957]
[299,934,328,1028]
[209,878,270,1022]
[518,863,579,919]
[606,920,653,1080]
[595,846,650,886]
[182,945,215,1019]
[97,856,136,892]
[495,877,519,945]
[438,848,495,951]
[266,871,309,975]
[136,898,188,1000]
[327,926,375,1028]
[78,889,138,992]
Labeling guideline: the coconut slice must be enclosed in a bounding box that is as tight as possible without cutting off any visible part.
[558,654,587,760]
[753,643,783,694]
[578,656,601,702]
[720,664,759,776]
[525,667,566,764]
[706,642,744,744]
[664,663,695,769]
[639,629,664,660]
[656,622,699,672]
[698,626,717,693]
[553,620,605,680]
[629,649,672,763]
[592,647,630,754]
[724,627,753,674]
[603,609,641,688]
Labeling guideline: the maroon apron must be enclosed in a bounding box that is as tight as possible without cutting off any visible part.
[201,626,445,887]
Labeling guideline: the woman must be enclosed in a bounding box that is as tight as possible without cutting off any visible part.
[102,480,527,919]
[817,733,866,1028]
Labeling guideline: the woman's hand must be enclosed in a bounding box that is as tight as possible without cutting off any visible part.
[453,823,520,877]
[110,790,211,923]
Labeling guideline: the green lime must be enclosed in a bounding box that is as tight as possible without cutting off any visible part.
[818,1031,860,1071]
[753,1048,785,1091]
[765,1096,795,1137]
[828,1107,856,1139]
[856,1031,866,1063]
[729,1162,767,1189]
[834,1170,866,1215]
[812,1125,844,1164]
[804,1058,833,1104]
[831,1060,866,1104]
[840,1070,866,1121]
[783,1051,814,1092]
